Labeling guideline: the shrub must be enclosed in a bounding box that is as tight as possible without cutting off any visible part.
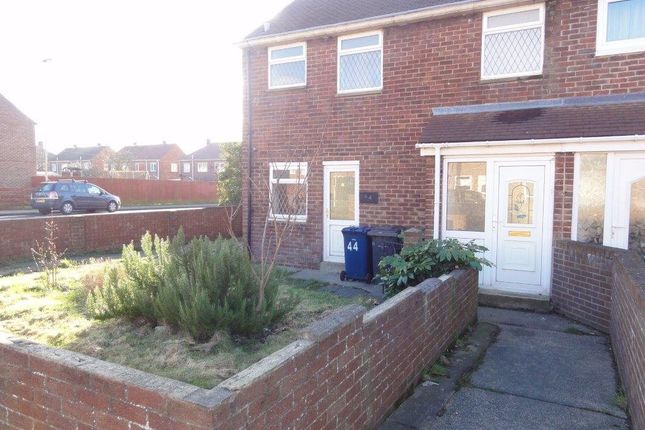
[218,142,242,205]
[87,230,296,341]
[378,239,491,297]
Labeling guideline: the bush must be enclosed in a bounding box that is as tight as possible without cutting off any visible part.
[87,230,296,341]
[378,239,491,297]
[218,142,242,205]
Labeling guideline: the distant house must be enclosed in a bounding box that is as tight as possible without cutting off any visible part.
[0,92,36,209]
[51,144,114,176]
[35,142,57,173]
[116,143,185,180]
[180,142,225,181]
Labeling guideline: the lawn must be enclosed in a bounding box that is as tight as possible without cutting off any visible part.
[0,262,372,389]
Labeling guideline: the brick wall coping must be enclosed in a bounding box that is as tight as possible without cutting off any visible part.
[614,251,645,298]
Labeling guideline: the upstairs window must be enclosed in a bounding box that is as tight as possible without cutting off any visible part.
[597,0,645,55]
[481,4,545,80]
[268,43,306,89]
[338,31,383,94]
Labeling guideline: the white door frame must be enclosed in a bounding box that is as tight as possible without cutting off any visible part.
[323,161,360,263]
[442,154,555,296]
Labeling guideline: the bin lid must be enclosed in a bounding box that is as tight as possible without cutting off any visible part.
[342,226,371,234]
[367,226,404,237]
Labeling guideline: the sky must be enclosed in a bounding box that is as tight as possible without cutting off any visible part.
[0,0,293,154]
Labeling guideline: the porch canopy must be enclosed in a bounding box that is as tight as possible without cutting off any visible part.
[419,100,645,144]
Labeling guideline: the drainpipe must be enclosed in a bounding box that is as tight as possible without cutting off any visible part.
[245,48,254,250]
[433,145,441,240]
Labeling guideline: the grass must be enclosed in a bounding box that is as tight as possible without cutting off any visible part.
[615,388,628,411]
[0,263,370,389]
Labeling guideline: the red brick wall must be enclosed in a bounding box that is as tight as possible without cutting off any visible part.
[0,206,242,263]
[0,268,478,430]
[31,176,218,206]
[243,0,645,268]
[610,252,645,430]
[159,145,186,181]
[0,94,36,210]
[551,240,616,332]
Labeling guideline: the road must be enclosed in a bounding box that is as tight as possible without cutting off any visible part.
[0,204,220,220]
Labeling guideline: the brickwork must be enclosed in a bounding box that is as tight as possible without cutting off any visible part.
[0,93,36,210]
[0,206,242,263]
[553,152,574,241]
[31,176,219,206]
[242,0,645,268]
[610,252,645,430]
[0,268,478,429]
[551,240,616,332]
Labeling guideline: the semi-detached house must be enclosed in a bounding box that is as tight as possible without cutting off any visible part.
[241,0,645,300]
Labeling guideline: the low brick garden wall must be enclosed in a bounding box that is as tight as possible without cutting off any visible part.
[0,206,242,263]
[551,240,645,428]
[0,268,478,429]
[610,252,645,430]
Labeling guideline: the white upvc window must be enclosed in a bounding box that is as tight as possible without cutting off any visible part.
[337,31,383,94]
[268,43,306,89]
[50,163,57,172]
[183,162,191,173]
[269,162,308,222]
[481,4,545,80]
[596,0,645,56]
[197,162,208,173]
[170,163,178,173]
[149,162,158,173]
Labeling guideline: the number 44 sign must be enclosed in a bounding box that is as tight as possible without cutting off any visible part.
[347,240,359,252]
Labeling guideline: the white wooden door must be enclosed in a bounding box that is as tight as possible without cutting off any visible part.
[494,163,548,294]
[605,153,645,250]
[323,162,359,263]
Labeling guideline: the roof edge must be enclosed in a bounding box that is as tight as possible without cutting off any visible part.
[238,0,529,48]
[417,134,645,147]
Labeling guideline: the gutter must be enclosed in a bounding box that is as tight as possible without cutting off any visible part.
[416,134,645,149]
[237,0,529,48]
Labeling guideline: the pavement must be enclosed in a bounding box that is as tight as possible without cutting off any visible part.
[380,307,629,430]
[290,268,384,300]
[0,203,220,220]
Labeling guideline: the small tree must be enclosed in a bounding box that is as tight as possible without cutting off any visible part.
[218,142,242,205]
[31,217,66,289]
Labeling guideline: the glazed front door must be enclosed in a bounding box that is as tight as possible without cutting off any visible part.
[323,162,359,263]
[494,164,547,294]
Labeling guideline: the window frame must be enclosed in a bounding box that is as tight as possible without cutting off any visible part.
[197,162,208,173]
[596,0,645,56]
[170,163,178,173]
[480,3,546,81]
[183,162,191,173]
[337,30,384,95]
[149,162,158,173]
[269,161,308,222]
[267,42,307,90]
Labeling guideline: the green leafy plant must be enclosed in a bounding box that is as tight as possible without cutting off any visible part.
[87,229,297,341]
[378,238,491,297]
[218,142,242,205]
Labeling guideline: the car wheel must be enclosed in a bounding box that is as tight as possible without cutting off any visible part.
[61,201,74,215]
[38,209,51,215]
[107,201,118,212]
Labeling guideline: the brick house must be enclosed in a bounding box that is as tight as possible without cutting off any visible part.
[51,144,114,176]
[241,0,645,300]
[115,143,185,180]
[180,141,225,181]
[0,92,36,209]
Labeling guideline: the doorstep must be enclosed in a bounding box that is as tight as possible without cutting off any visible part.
[478,288,553,313]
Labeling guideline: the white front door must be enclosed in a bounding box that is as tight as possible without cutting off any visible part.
[493,163,550,295]
[605,153,645,250]
[323,162,360,263]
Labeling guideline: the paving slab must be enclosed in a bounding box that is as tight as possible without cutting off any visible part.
[430,387,629,430]
[478,307,597,334]
[470,324,625,417]
[290,268,384,299]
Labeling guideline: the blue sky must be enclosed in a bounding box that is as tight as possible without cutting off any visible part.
[0,0,292,154]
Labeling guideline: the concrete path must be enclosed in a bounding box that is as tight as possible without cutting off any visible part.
[290,268,384,300]
[381,307,629,430]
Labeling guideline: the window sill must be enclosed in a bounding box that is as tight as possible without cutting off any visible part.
[268,84,307,91]
[480,73,543,84]
[268,216,308,224]
[337,88,383,97]
[596,44,645,57]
